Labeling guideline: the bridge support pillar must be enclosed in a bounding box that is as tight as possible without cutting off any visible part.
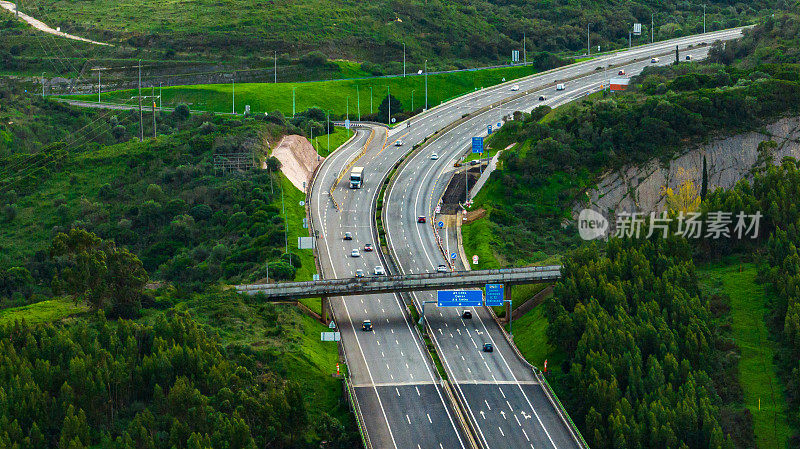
[321,295,330,324]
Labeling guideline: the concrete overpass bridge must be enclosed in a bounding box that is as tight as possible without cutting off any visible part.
[235,265,561,300]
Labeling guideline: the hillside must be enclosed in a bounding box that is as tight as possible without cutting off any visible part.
[7,0,779,70]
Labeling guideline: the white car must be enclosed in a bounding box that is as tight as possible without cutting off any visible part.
[556,83,565,91]
[374,266,385,275]
[436,264,448,273]
[510,84,520,91]
[431,153,439,160]
[395,139,403,146]
[651,57,660,63]
[351,249,361,258]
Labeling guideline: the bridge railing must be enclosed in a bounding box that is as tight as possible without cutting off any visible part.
[235,265,562,293]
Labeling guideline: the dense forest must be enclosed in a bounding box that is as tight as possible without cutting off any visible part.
[5,0,781,69]
[546,236,744,449]
[476,12,800,264]
[0,80,357,447]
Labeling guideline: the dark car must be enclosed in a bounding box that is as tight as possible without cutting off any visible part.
[362,320,373,331]
[618,69,626,76]
[483,343,493,352]
[343,232,353,240]
[538,95,546,101]
[462,310,472,319]
[417,216,427,223]
[364,243,374,252]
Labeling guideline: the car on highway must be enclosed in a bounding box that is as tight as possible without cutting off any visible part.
[483,343,493,352]
[395,139,403,146]
[462,310,472,319]
[362,320,372,331]
[510,84,520,91]
[430,153,439,160]
[437,264,448,273]
[685,54,693,60]
[351,249,361,257]
[651,57,660,63]
[538,95,546,101]
[355,269,365,278]
[343,232,352,240]
[556,83,565,91]
[364,243,374,252]
[373,266,385,275]
[417,216,426,223]
[618,69,626,76]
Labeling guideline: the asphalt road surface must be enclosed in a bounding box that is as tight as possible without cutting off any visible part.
[310,28,744,449]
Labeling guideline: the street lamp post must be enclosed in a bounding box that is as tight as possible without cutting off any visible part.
[41,72,46,97]
[424,59,428,110]
[387,86,391,124]
[356,85,361,121]
[370,86,373,114]
[703,4,706,33]
[411,89,415,111]
[403,42,406,77]
[587,23,592,56]
[292,87,296,117]
[232,72,235,114]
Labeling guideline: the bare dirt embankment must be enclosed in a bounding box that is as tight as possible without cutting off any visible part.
[269,135,323,193]
[580,116,800,217]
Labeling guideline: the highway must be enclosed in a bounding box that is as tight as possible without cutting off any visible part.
[309,126,469,448]
[308,28,746,449]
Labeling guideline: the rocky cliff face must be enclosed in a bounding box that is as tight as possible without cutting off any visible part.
[579,116,800,217]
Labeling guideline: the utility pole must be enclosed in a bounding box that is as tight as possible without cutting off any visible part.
[403,42,406,77]
[292,87,296,117]
[274,51,277,83]
[159,82,162,109]
[97,69,101,103]
[651,13,654,43]
[138,59,143,142]
[356,85,360,121]
[387,86,391,124]
[369,86,373,114]
[326,111,330,153]
[346,96,349,122]
[629,31,632,49]
[232,72,235,114]
[411,89,415,111]
[41,72,45,97]
[424,59,428,110]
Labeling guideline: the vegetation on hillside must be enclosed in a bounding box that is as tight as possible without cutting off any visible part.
[472,13,800,265]
[0,82,358,446]
[547,237,743,449]
[7,0,779,69]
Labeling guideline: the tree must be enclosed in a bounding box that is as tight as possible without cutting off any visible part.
[50,229,148,314]
[378,93,401,124]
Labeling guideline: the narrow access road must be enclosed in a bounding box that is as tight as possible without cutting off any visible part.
[0,1,112,46]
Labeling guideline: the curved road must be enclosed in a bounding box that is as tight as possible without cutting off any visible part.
[309,27,745,449]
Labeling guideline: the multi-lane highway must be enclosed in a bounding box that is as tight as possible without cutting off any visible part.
[308,27,746,449]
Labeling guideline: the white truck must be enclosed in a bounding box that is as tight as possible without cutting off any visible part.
[350,166,364,189]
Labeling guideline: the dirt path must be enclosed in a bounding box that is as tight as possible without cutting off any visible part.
[0,1,112,46]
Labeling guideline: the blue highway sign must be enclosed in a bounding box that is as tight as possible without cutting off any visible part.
[438,290,483,307]
[485,284,504,306]
[487,124,493,134]
[451,252,458,259]
[472,137,484,154]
